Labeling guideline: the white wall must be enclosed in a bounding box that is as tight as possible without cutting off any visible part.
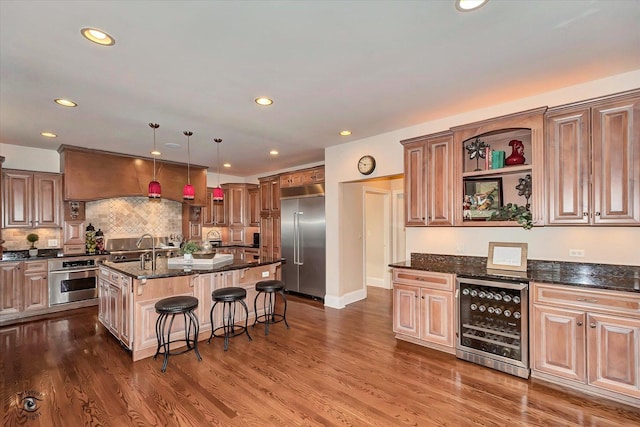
[0,144,60,172]
[324,70,640,308]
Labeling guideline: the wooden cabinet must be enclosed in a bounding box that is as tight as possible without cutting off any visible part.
[392,268,455,353]
[545,90,640,225]
[2,170,62,228]
[401,131,453,226]
[203,187,228,227]
[182,205,203,241]
[0,261,47,319]
[259,175,281,258]
[531,282,640,406]
[247,186,260,227]
[0,262,22,317]
[280,166,325,188]
[452,108,546,226]
[98,267,132,349]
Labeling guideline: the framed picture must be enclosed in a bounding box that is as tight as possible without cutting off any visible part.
[487,242,528,272]
[462,177,503,220]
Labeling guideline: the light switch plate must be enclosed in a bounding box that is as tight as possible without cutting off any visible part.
[261,271,269,278]
[48,239,58,247]
[569,249,585,257]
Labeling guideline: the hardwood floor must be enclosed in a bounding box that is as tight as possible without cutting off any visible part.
[1,287,639,426]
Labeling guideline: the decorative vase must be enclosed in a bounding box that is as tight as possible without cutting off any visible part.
[29,248,38,257]
[505,139,526,166]
[183,253,193,261]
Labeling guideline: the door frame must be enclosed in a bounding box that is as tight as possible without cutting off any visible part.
[363,186,392,291]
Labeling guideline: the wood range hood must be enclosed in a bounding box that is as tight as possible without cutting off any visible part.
[59,145,208,205]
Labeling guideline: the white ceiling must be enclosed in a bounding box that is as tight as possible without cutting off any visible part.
[1,1,639,177]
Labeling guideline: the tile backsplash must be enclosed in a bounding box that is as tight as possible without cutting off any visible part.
[86,197,182,239]
[2,228,61,251]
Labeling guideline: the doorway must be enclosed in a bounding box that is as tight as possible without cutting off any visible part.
[363,187,391,289]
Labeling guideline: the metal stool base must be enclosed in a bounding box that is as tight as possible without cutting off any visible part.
[208,299,252,351]
[253,288,289,335]
[153,309,202,373]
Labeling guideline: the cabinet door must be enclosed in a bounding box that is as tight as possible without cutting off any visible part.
[545,108,591,224]
[0,262,23,316]
[404,142,427,226]
[2,171,32,227]
[228,185,246,226]
[213,196,228,226]
[247,187,260,227]
[98,278,107,324]
[419,288,454,348]
[592,95,640,224]
[203,188,214,225]
[64,220,85,245]
[109,282,121,336]
[33,173,62,228]
[532,305,586,382]
[587,313,640,399]
[393,284,420,338]
[22,273,48,312]
[259,214,280,258]
[269,179,280,213]
[426,135,453,226]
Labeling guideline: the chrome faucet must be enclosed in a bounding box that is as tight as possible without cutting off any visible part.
[136,233,156,271]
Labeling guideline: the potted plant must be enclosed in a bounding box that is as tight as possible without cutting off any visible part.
[180,240,201,260]
[487,203,533,230]
[26,233,39,257]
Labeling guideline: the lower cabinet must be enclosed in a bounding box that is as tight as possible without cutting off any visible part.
[98,267,132,349]
[0,261,48,321]
[392,268,455,354]
[531,282,640,407]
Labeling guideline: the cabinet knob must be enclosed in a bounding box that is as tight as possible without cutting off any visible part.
[583,212,588,217]
[595,212,601,217]
[421,296,425,299]
[577,321,583,326]
[590,323,596,328]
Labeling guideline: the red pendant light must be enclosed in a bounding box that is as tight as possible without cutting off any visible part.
[183,131,195,201]
[148,123,161,199]
[213,138,224,202]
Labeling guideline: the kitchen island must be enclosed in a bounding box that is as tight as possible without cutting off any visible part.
[98,256,283,361]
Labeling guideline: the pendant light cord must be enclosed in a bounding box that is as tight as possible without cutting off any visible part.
[149,123,160,180]
[214,138,222,187]
[184,131,193,184]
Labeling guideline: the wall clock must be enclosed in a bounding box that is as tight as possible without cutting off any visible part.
[358,155,376,175]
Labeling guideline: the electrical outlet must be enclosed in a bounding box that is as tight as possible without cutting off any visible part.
[48,239,58,247]
[261,271,270,278]
[456,244,465,254]
[569,249,585,257]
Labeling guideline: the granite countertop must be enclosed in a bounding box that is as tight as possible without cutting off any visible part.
[390,254,640,293]
[102,256,284,280]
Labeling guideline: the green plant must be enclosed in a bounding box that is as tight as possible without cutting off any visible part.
[487,203,533,230]
[26,233,39,248]
[180,240,201,255]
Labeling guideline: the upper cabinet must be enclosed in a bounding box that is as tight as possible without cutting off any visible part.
[247,186,260,227]
[203,187,228,227]
[402,131,453,226]
[260,175,280,215]
[546,90,640,225]
[2,170,62,228]
[280,166,324,188]
[452,108,546,227]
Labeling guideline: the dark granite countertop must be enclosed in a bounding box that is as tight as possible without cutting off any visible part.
[0,249,107,262]
[102,256,284,280]
[390,254,640,293]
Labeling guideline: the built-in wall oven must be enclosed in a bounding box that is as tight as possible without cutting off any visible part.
[48,256,104,305]
[456,276,529,379]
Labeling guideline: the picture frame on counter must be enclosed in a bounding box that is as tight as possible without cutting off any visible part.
[486,242,528,272]
[463,177,503,220]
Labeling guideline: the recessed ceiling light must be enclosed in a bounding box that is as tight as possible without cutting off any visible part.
[223,163,231,168]
[81,27,115,46]
[455,0,488,12]
[151,150,161,156]
[164,142,181,149]
[269,150,279,156]
[255,97,273,106]
[339,130,352,136]
[41,132,57,138]
[54,98,77,107]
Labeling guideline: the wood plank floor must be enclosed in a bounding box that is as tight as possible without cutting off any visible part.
[2,287,639,426]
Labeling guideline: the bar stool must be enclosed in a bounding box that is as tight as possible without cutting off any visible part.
[253,279,289,335]
[154,295,202,372]
[208,287,252,351]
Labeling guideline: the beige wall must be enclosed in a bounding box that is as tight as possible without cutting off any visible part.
[0,144,60,172]
[339,182,364,295]
[324,69,640,308]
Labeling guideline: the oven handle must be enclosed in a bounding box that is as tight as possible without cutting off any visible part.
[48,267,99,274]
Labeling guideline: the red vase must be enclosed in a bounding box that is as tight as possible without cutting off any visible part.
[505,140,525,166]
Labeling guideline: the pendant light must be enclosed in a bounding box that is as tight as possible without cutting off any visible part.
[183,131,195,200]
[213,138,224,202]
[148,123,161,199]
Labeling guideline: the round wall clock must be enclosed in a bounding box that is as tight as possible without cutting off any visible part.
[358,155,376,175]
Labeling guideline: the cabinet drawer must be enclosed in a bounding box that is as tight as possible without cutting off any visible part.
[533,283,640,318]
[393,269,454,291]
[24,261,47,273]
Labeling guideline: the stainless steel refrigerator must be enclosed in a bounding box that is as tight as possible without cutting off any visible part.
[280,195,326,299]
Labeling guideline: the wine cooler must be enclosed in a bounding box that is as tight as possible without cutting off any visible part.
[455,277,529,379]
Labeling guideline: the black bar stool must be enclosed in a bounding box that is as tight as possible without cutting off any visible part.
[208,287,252,351]
[253,279,289,335]
[154,295,202,372]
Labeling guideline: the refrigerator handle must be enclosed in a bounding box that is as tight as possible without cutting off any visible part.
[297,211,304,265]
[293,212,299,265]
